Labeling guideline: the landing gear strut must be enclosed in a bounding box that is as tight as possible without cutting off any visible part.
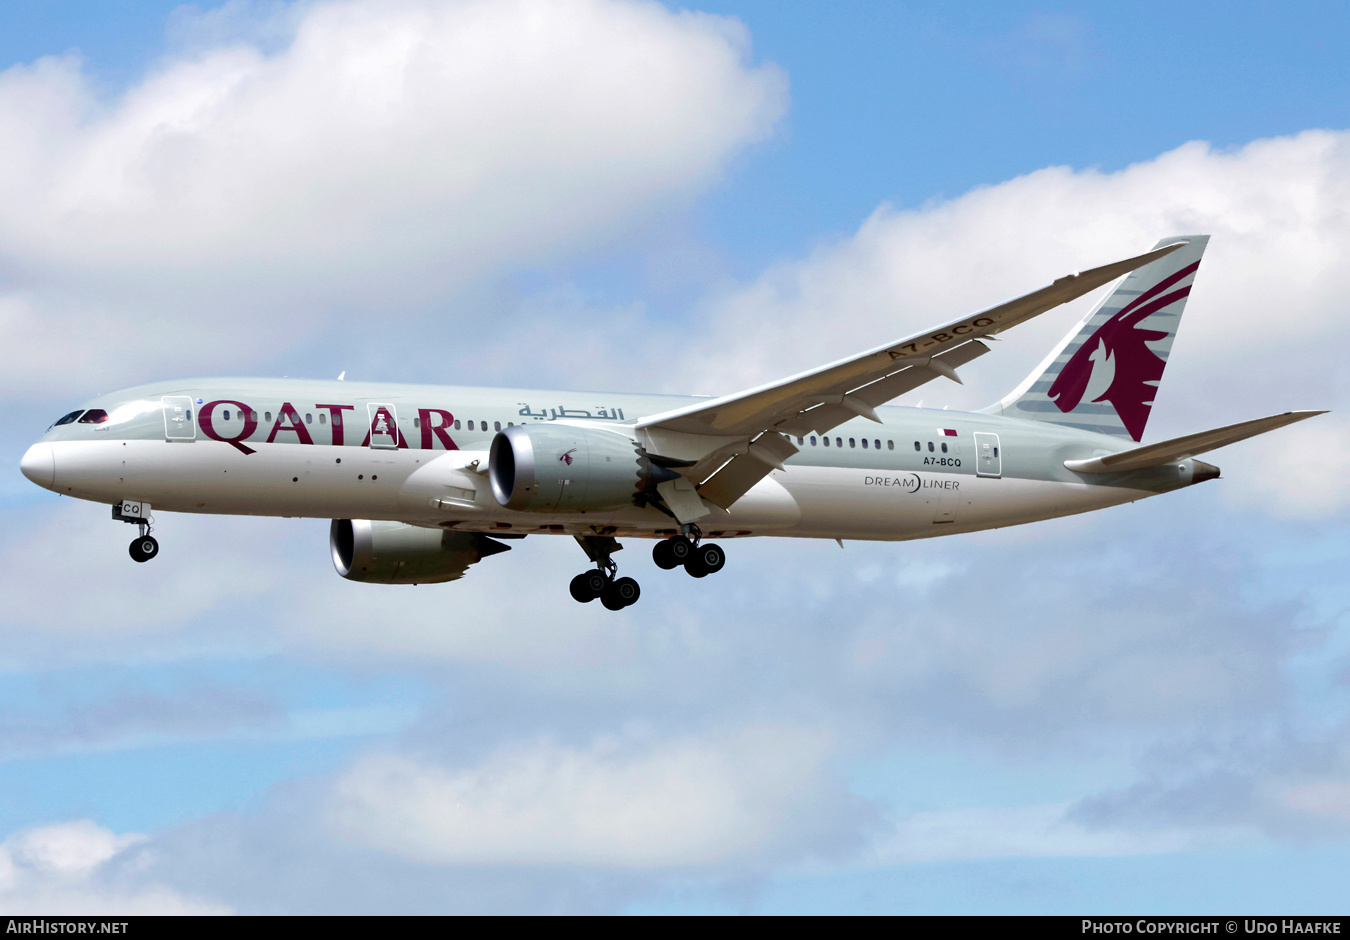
[113,501,159,563]
[570,535,640,610]
[653,525,725,578]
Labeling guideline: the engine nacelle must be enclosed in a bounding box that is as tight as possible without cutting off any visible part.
[330,519,510,584]
[489,424,678,513]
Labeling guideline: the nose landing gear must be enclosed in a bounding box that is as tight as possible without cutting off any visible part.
[570,535,640,610]
[653,527,725,578]
[113,500,159,563]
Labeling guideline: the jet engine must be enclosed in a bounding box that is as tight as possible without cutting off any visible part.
[330,519,511,584]
[489,424,679,513]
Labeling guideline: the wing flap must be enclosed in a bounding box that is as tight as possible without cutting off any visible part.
[1064,411,1327,473]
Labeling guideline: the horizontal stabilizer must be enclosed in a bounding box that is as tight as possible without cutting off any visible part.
[1064,411,1327,473]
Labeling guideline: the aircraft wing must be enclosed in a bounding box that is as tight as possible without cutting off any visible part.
[637,241,1190,510]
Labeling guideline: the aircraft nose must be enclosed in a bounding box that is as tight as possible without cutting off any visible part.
[20,443,55,489]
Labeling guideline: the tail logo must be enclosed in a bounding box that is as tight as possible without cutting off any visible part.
[1048,261,1199,441]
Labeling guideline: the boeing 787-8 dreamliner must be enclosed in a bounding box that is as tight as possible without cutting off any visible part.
[19,237,1323,610]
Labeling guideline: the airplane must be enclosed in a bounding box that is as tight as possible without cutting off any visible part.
[18,236,1324,611]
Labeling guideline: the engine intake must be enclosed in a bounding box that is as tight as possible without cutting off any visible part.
[330,519,511,584]
[489,424,678,513]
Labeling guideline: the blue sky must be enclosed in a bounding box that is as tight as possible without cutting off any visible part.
[0,0,1347,914]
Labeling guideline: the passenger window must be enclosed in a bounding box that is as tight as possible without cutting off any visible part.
[941,442,948,453]
[508,422,514,427]
[796,436,803,445]
[861,438,868,449]
[413,418,421,428]
[332,412,341,426]
[468,420,475,431]
[223,409,231,421]
[849,438,856,448]
[319,413,327,425]
[306,413,312,424]
[914,441,920,451]
[810,436,817,446]
[265,412,272,422]
[250,411,258,422]
[494,421,502,432]
[888,440,894,450]
[875,440,881,450]
[927,442,934,452]
[53,411,83,427]
[78,409,109,424]
[454,420,461,430]
[823,436,829,447]
[836,437,842,448]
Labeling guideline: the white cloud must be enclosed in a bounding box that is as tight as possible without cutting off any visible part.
[868,802,1201,864]
[281,531,726,684]
[328,724,841,867]
[1281,780,1350,821]
[0,0,786,394]
[0,820,229,914]
[0,503,282,665]
[1221,413,1350,518]
[6,820,141,874]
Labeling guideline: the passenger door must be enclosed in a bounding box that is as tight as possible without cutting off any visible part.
[366,403,401,449]
[974,432,1001,478]
[162,396,196,441]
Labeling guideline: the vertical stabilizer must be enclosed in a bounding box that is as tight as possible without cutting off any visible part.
[989,236,1208,441]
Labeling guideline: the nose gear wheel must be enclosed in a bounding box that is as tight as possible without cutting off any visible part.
[129,535,159,563]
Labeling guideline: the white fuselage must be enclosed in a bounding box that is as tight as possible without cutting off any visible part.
[22,377,1203,544]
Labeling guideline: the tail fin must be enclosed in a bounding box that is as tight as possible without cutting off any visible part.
[990,235,1209,441]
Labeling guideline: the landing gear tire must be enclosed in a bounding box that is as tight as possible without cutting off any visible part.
[654,536,692,569]
[601,576,640,610]
[129,535,159,563]
[653,540,674,569]
[684,542,724,578]
[571,535,638,611]
[570,570,608,603]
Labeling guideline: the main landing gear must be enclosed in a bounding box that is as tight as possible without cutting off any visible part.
[570,535,640,611]
[568,528,727,611]
[113,501,159,563]
[652,527,725,579]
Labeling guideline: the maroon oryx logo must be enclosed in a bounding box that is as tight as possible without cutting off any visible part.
[559,448,577,466]
[1048,260,1199,441]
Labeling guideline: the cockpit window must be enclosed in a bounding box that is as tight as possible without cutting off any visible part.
[51,410,83,428]
[77,409,110,424]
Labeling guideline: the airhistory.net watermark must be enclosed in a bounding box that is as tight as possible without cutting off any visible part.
[5,922,129,934]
